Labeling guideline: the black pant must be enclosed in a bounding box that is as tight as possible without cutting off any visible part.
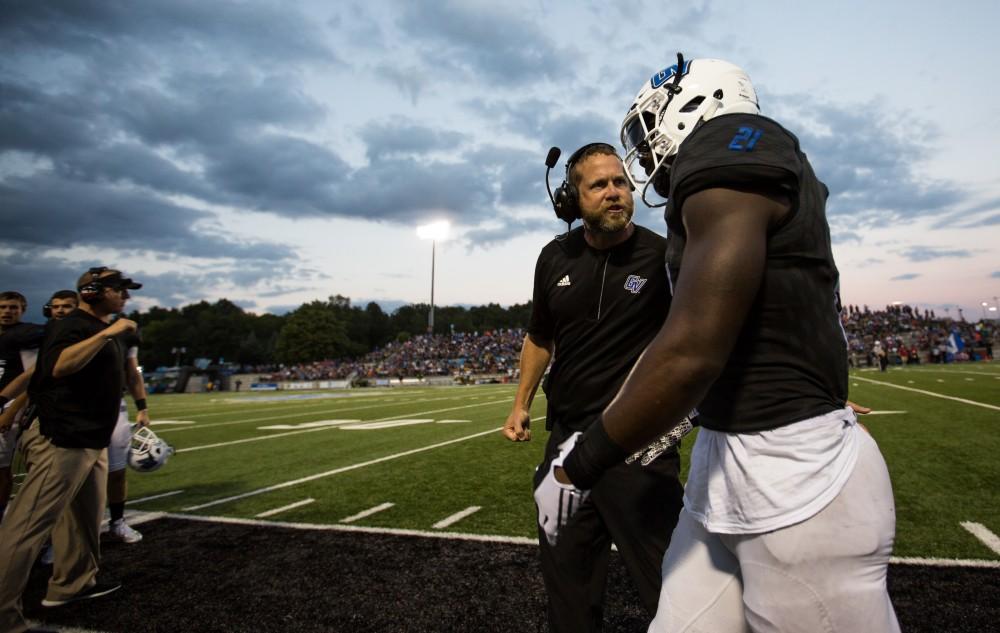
[535,424,684,633]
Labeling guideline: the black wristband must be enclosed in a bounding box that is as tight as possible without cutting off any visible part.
[135,398,148,412]
[561,418,629,490]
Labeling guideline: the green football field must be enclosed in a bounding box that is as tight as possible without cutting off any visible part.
[120,362,1000,563]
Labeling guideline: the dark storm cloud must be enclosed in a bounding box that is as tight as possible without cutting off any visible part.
[894,246,974,262]
[890,273,921,281]
[0,2,329,270]
[0,1,335,69]
[1,174,294,261]
[396,1,573,86]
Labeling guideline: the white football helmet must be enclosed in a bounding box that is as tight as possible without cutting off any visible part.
[620,56,760,205]
[128,425,174,473]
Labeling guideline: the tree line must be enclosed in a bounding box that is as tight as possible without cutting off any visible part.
[127,295,532,369]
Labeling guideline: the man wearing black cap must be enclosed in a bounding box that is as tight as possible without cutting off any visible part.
[0,267,140,633]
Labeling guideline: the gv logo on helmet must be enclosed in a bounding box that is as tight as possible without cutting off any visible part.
[650,60,691,89]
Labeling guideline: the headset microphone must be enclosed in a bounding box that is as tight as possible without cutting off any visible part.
[544,146,561,208]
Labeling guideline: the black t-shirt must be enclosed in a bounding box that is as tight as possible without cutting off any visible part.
[0,321,45,391]
[664,113,848,433]
[28,309,124,448]
[529,225,671,431]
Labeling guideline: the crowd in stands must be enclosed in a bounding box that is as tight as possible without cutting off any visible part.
[246,329,526,382]
[842,304,995,368]
[238,307,996,384]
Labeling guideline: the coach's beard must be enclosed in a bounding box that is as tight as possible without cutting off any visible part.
[584,206,633,234]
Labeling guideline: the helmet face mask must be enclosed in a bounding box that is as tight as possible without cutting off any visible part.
[128,425,174,473]
[620,57,760,206]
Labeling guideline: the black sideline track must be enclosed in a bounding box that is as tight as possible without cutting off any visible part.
[21,517,1000,632]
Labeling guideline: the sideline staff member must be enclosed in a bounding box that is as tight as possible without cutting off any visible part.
[0,267,141,633]
[503,143,683,632]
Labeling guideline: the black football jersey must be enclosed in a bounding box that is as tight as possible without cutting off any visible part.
[664,113,847,433]
[0,321,45,391]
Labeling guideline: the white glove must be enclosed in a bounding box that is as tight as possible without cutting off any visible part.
[534,432,590,547]
[626,414,696,466]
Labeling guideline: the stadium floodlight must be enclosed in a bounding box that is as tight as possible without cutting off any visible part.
[417,220,450,335]
[983,301,990,319]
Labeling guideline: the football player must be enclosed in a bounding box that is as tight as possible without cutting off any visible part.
[0,291,45,523]
[537,57,900,632]
[45,289,79,321]
[104,325,150,543]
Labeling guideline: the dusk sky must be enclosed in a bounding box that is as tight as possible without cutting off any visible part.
[2,0,998,321]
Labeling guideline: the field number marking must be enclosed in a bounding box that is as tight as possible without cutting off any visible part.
[258,420,360,430]
[178,398,512,453]
[341,419,434,430]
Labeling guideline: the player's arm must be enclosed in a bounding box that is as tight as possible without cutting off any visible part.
[52,319,136,378]
[503,333,553,442]
[0,365,34,400]
[125,352,150,427]
[0,393,28,431]
[562,186,789,485]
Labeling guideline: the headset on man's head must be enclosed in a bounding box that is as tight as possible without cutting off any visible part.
[78,267,111,303]
[547,143,632,226]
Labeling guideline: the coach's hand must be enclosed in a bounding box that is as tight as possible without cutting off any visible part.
[534,432,589,546]
[502,408,531,441]
[846,400,871,415]
[105,318,138,337]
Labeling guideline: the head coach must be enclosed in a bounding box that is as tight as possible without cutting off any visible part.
[0,267,141,633]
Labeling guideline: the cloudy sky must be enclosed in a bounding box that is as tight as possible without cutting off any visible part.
[2,0,998,321]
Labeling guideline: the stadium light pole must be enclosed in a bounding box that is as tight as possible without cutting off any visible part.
[416,220,450,335]
[983,301,989,320]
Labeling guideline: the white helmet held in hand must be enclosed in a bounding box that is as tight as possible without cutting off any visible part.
[620,54,760,204]
[128,425,174,472]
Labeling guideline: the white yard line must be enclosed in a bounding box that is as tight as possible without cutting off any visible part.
[863,411,906,415]
[126,490,185,505]
[182,426,504,511]
[341,502,395,523]
[255,498,316,518]
[851,376,1000,411]
[960,521,1000,556]
[148,512,1000,568]
[177,397,512,453]
[433,506,482,529]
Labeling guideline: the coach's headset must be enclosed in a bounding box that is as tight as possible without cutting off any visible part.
[545,143,633,229]
[78,267,143,304]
